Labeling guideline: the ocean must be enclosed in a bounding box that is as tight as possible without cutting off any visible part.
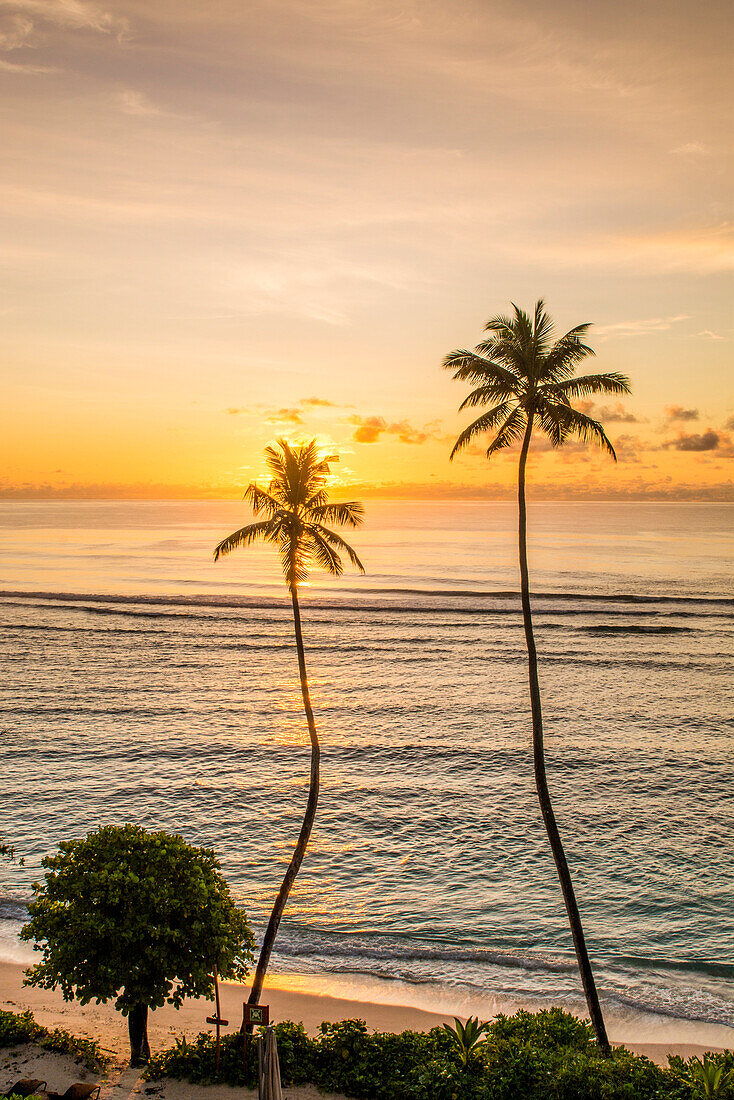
[0,500,732,1046]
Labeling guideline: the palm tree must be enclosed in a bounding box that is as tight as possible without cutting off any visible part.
[214,438,365,1010]
[444,300,631,1055]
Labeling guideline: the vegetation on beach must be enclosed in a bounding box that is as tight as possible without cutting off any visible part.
[144,1007,734,1099]
[443,1016,490,1067]
[0,1007,107,1072]
[20,825,253,1065]
[445,300,631,1053]
[214,438,364,1011]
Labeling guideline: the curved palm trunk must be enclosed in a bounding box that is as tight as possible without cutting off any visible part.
[517,415,610,1054]
[246,588,320,1011]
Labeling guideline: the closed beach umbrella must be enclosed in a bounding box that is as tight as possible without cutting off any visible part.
[257,1025,282,1100]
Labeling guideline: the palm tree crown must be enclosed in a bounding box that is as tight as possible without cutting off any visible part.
[214,439,365,589]
[444,300,630,459]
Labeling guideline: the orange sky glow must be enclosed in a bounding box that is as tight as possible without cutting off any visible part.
[0,0,732,501]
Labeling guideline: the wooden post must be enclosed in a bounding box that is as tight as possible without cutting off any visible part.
[205,967,229,1076]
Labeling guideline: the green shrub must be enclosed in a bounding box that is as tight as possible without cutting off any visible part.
[146,1020,315,1088]
[143,1007,730,1100]
[314,1019,460,1100]
[669,1052,734,1098]
[0,1007,107,1071]
[547,1046,678,1100]
[486,1007,594,1051]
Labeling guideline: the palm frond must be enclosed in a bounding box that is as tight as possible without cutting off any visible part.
[306,489,329,511]
[544,372,631,399]
[547,405,618,459]
[474,335,528,377]
[213,520,275,561]
[244,483,281,517]
[443,349,512,386]
[443,350,523,395]
[264,441,288,483]
[305,529,344,577]
[458,382,520,410]
[511,302,535,358]
[540,329,595,382]
[310,501,365,528]
[449,402,515,459]
[536,403,568,448]
[532,299,555,353]
[486,406,527,456]
[313,525,366,573]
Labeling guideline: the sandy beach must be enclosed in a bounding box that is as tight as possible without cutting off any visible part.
[0,959,728,1080]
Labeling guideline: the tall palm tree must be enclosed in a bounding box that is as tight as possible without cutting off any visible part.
[444,300,631,1055]
[214,438,365,1010]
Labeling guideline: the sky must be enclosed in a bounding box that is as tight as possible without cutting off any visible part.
[0,0,732,500]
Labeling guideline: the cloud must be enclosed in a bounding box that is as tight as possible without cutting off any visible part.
[223,396,339,419]
[350,414,386,443]
[348,414,434,444]
[524,225,734,275]
[612,433,642,462]
[694,329,726,340]
[0,55,57,71]
[1,0,127,36]
[670,142,712,156]
[300,396,337,408]
[327,477,734,503]
[576,400,639,423]
[115,90,163,118]
[386,420,429,444]
[594,315,689,338]
[665,404,699,422]
[0,13,33,49]
[663,429,723,452]
[266,407,303,425]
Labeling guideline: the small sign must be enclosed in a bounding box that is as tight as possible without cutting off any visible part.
[207,1015,229,1026]
[244,1002,269,1027]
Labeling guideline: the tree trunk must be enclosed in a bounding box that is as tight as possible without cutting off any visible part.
[517,414,611,1055]
[246,587,320,1015]
[128,1003,150,1065]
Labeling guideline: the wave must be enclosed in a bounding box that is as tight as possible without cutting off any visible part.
[2,900,731,1027]
[1,588,732,613]
[274,929,577,974]
[0,895,29,921]
[3,604,731,627]
[271,930,734,1027]
[583,625,694,635]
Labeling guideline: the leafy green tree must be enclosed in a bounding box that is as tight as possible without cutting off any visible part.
[21,824,254,1064]
[444,300,631,1055]
[214,438,364,1012]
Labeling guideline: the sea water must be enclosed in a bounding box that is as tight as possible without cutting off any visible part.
[0,500,732,1045]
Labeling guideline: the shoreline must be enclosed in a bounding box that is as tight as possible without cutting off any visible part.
[1,961,730,1070]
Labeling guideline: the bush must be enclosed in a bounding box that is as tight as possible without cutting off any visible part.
[22,824,254,1062]
[146,1021,315,1088]
[143,1007,729,1100]
[669,1051,734,1098]
[0,1007,107,1072]
[487,1007,595,1051]
[314,1020,462,1100]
